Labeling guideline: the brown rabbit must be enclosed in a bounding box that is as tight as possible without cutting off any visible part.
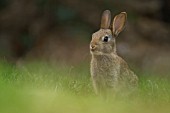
[90,10,138,96]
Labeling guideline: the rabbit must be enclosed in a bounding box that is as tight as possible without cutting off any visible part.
[90,10,138,96]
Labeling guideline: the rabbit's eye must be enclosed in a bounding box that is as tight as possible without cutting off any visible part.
[102,35,110,42]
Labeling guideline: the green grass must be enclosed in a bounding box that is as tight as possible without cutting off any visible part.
[0,61,170,113]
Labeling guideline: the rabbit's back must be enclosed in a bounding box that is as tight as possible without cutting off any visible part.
[118,56,138,88]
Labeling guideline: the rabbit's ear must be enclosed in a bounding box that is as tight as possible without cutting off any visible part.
[112,12,127,37]
[100,10,111,29]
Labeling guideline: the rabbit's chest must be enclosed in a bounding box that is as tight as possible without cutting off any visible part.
[91,57,120,89]
[91,56,120,78]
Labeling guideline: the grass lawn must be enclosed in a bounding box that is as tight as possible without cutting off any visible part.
[0,61,170,113]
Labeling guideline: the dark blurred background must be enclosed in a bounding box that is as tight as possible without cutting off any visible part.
[0,0,170,76]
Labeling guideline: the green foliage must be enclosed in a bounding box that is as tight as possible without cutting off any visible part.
[0,61,170,113]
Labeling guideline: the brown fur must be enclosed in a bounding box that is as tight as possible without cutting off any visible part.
[90,10,138,96]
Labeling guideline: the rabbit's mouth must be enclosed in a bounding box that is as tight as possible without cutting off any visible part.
[90,45,104,55]
[90,49,97,54]
[90,45,97,51]
[90,49,103,55]
[90,47,96,52]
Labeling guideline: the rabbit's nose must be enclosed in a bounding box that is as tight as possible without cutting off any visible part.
[90,45,96,51]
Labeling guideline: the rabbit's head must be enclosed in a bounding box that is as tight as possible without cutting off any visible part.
[90,10,127,55]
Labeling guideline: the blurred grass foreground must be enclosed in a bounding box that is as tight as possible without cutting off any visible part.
[0,60,170,113]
